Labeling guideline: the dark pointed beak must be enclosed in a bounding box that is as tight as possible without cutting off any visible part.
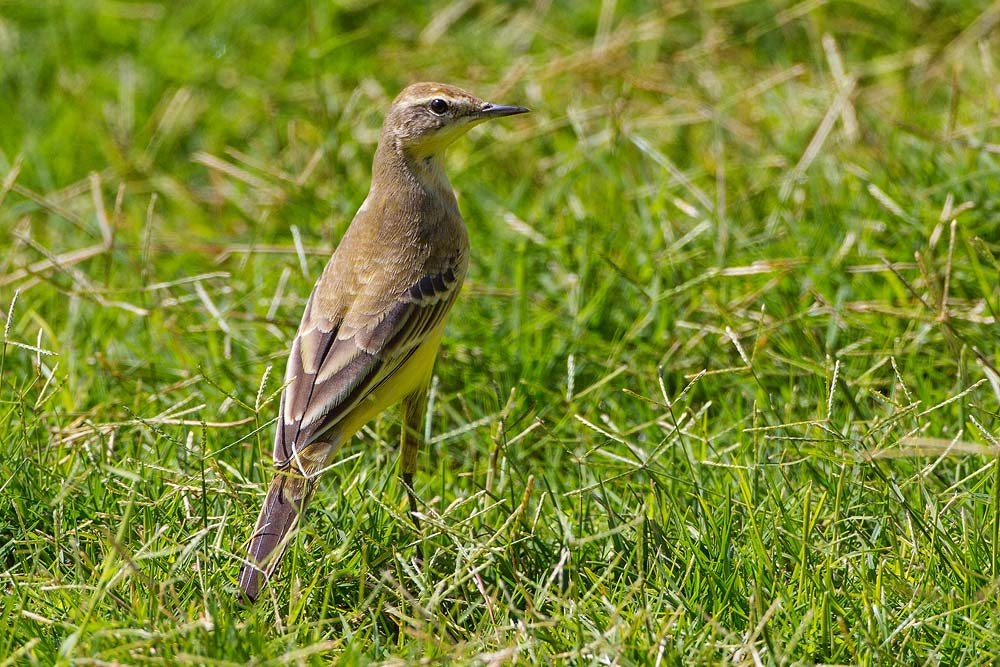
[479,102,530,118]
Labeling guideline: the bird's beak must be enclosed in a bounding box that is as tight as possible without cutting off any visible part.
[479,102,530,118]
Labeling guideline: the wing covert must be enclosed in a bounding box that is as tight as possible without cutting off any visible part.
[272,264,463,466]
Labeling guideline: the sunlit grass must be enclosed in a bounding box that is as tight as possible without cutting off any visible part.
[2,1,1000,664]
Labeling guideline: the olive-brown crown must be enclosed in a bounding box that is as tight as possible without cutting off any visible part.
[382,82,528,156]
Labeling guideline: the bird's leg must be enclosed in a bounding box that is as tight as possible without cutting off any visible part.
[400,385,428,531]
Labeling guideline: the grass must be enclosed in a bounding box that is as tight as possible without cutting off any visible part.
[2,0,1000,664]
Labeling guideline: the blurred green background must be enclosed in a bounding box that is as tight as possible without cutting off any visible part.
[2,1,1000,665]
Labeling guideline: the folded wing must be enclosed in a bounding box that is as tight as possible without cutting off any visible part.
[274,264,462,466]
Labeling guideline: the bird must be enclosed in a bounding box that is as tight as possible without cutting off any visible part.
[238,82,529,602]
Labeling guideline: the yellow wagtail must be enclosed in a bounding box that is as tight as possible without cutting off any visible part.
[238,82,528,602]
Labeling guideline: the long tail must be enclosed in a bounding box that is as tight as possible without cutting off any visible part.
[238,473,312,602]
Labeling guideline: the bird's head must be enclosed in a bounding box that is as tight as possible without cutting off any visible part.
[383,82,529,158]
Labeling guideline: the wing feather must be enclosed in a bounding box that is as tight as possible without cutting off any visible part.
[273,265,462,467]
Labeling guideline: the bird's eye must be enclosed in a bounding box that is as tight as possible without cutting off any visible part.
[429,98,449,115]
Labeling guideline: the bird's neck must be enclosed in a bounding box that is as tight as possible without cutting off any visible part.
[371,140,458,212]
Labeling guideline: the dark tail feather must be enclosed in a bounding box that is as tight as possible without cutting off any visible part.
[238,474,311,603]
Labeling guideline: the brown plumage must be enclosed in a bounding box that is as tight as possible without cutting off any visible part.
[238,82,529,602]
